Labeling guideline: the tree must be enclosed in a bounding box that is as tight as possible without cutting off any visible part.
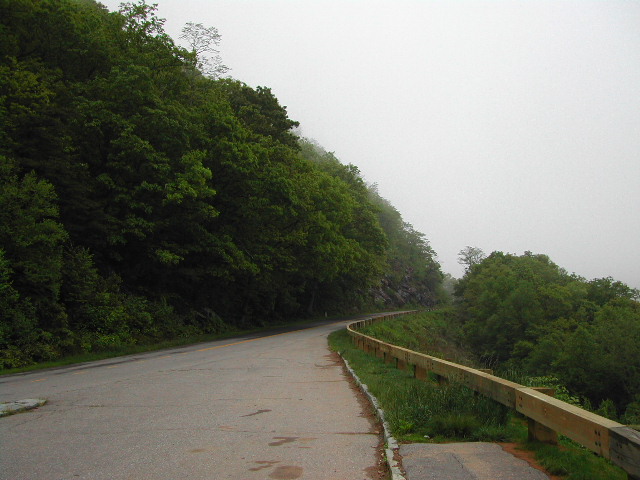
[454,248,640,417]
[0,0,442,366]
[220,80,300,148]
[180,22,229,78]
[456,252,570,362]
[0,247,39,368]
[0,156,68,329]
[457,246,485,271]
[300,138,443,309]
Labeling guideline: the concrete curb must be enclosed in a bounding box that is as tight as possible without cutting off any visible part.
[0,399,47,417]
[341,356,406,480]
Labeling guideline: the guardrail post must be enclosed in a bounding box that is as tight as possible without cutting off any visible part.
[414,365,428,380]
[472,369,494,396]
[610,426,640,480]
[528,388,558,445]
[397,358,408,371]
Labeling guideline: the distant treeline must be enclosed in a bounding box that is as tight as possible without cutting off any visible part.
[453,251,640,423]
[0,0,443,368]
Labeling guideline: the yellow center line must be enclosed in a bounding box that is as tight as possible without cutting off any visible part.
[17,320,351,380]
[195,319,347,352]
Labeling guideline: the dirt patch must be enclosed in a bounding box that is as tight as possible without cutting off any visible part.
[268,465,303,479]
[498,442,562,480]
[315,353,342,369]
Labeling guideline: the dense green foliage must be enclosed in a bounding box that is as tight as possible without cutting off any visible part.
[0,0,441,368]
[332,322,627,480]
[298,140,445,309]
[454,251,640,423]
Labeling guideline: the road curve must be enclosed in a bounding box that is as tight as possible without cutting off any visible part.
[0,316,383,480]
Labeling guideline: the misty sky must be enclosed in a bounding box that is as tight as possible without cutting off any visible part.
[101,0,640,288]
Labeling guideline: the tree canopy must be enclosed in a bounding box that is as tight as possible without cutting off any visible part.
[0,0,442,368]
[454,251,640,422]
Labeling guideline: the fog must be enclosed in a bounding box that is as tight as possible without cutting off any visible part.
[100,0,640,288]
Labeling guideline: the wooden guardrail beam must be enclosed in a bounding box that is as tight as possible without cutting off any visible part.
[611,427,640,479]
[347,313,640,480]
[516,387,618,456]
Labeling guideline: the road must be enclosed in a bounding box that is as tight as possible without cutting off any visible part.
[0,316,384,480]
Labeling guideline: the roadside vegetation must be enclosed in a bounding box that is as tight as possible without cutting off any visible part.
[0,0,443,370]
[454,251,640,424]
[329,311,628,479]
[330,327,514,443]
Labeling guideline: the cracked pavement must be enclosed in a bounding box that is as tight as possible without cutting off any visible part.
[0,317,382,480]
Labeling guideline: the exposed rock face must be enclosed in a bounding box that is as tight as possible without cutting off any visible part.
[370,272,439,308]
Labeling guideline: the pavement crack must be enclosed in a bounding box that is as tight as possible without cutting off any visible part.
[249,460,280,472]
[452,453,467,472]
[241,409,271,417]
[269,436,299,446]
[5,413,48,430]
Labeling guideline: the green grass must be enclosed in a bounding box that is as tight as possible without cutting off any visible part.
[358,308,477,367]
[329,328,514,443]
[530,439,626,480]
[330,310,628,480]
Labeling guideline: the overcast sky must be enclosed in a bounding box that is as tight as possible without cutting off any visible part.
[102,0,640,288]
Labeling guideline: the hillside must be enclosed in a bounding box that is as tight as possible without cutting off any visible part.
[0,0,442,367]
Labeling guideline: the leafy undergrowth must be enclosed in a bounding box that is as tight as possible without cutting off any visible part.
[328,310,628,480]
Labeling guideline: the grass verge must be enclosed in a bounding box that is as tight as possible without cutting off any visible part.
[329,328,514,443]
[329,310,627,480]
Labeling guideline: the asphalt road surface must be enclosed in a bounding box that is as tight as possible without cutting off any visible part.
[0,316,384,480]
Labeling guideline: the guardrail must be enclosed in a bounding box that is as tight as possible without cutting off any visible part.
[347,313,640,480]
